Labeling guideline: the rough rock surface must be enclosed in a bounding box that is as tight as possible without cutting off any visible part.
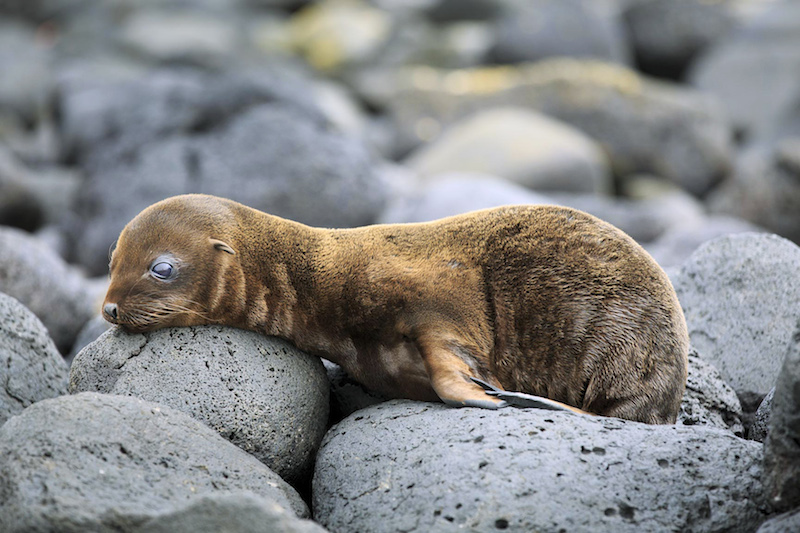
[70,325,329,487]
[757,508,800,533]
[763,321,800,512]
[130,492,328,533]
[0,392,307,533]
[752,388,775,443]
[313,401,767,533]
[678,349,744,436]
[404,107,611,194]
[65,314,110,366]
[0,226,100,353]
[672,233,800,399]
[0,292,68,426]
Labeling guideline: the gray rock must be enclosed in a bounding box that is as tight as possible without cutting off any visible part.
[0,20,52,122]
[0,144,82,231]
[689,0,800,140]
[313,401,767,532]
[491,0,630,65]
[0,226,101,353]
[362,59,732,195]
[193,103,387,229]
[323,360,386,422]
[678,349,744,437]
[404,107,612,194]
[646,215,764,269]
[70,325,329,487]
[130,492,328,533]
[0,292,68,426]
[65,314,111,367]
[672,233,800,400]
[763,321,800,512]
[58,67,321,169]
[709,139,800,245]
[623,0,735,79]
[0,392,308,533]
[378,173,555,224]
[752,387,775,443]
[757,508,800,533]
[72,100,388,275]
[119,10,240,69]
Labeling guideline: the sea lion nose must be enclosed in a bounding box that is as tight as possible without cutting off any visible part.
[103,303,118,322]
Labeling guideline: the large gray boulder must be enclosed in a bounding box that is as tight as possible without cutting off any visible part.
[403,107,611,194]
[490,0,630,65]
[622,0,735,79]
[0,226,102,353]
[130,492,328,533]
[70,325,329,487]
[0,292,68,426]
[71,101,388,275]
[710,139,800,245]
[313,401,767,532]
[763,321,800,512]
[672,233,800,403]
[678,349,744,436]
[689,0,800,141]
[359,59,732,195]
[0,392,308,533]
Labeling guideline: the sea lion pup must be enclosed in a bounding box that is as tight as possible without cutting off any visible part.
[102,194,689,424]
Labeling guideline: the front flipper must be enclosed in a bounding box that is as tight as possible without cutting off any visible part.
[471,377,591,416]
[417,337,507,410]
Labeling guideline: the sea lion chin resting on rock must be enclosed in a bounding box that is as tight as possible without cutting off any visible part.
[102,194,688,424]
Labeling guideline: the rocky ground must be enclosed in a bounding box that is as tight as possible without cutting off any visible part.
[1,0,800,532]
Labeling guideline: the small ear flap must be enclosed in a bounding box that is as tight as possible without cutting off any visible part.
[210,239,236,255]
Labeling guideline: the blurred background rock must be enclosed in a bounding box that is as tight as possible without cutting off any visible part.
[0,0,797,357]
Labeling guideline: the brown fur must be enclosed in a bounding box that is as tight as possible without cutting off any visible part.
[104,194,689,424]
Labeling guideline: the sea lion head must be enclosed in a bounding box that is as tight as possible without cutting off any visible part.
[102,195,246,332]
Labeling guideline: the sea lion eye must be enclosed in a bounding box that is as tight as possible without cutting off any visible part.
[150,261,175,280]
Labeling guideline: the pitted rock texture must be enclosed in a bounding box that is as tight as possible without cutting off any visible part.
[757,508,800,533]
[672,233,800,399]
[752,388,775,443]
[129,492,328,533]
[0,291,68,426]
[678,349,744,436]
[313,401,767,533]
[0,392,307,533]
[0,226,101,353]
[69,325,329,487]
[763,321,800,512]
